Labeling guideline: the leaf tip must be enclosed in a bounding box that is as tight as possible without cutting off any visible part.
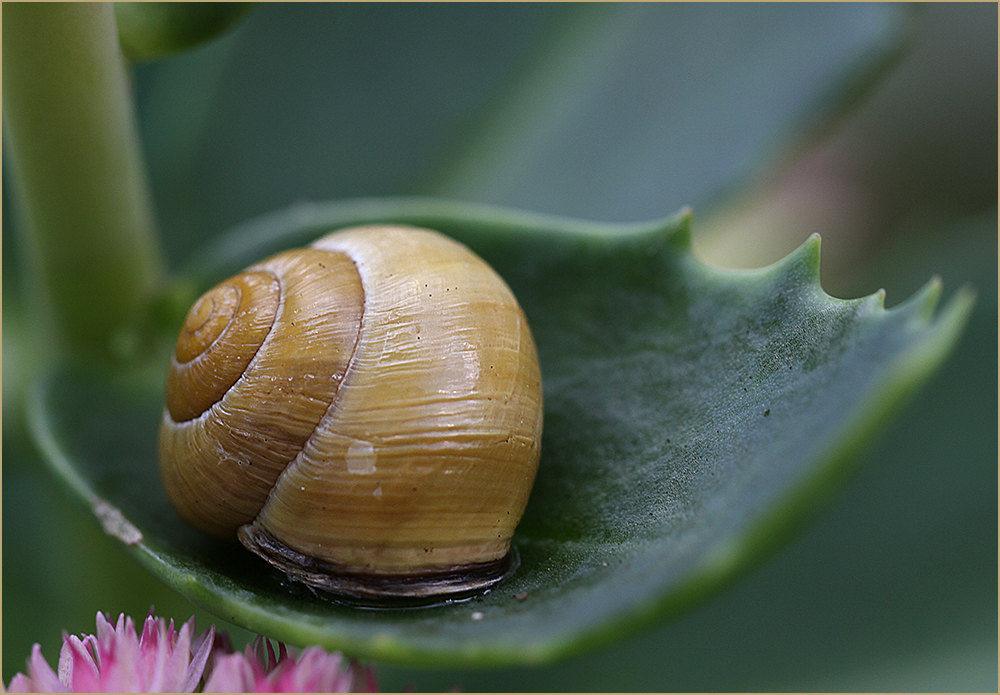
[916,275,944,318]
[802,232,822,275]
[892,276,976,341]
[888,274,943,323]
[658,206,694,250]
[936,282,977,332]
[873,287,887,309]
[768,232,822,287]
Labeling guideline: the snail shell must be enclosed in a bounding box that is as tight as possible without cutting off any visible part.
[158,225,543,599]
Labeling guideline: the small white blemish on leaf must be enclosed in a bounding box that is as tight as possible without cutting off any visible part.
[92,499,142,545]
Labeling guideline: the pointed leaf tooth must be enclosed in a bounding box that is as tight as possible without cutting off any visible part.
[853,287,887,316]
[659,206,694,251]
[752,232,823,293]
[798,232,823,286]
[933,285,976,336]
[901,275,944,323]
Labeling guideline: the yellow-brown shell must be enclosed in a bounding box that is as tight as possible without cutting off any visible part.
[158,225,543,598]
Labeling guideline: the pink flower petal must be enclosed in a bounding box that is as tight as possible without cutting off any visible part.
[142,617,175,691]
[57,636,99,692]
[183,624,215,693]
[281,648,346,692]
[93,612,113,645]
[5,644,68,693]
[349,659,380,693]
[201,652,258,693]
[96,619,144,692]
[5,672,39,693]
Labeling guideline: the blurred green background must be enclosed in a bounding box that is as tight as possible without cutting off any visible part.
[4,3,995,690]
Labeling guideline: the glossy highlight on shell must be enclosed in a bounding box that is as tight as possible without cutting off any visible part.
[158,225,543,599]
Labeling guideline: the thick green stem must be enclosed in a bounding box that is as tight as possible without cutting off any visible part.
[4,2,164,360]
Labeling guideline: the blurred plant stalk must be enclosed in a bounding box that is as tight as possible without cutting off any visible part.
[4,2,164,361]
[693,140,879,285]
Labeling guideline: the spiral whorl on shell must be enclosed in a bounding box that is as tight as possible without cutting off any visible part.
[159,225,543,598]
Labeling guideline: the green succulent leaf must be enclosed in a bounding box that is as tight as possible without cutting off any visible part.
[27,199,972,666]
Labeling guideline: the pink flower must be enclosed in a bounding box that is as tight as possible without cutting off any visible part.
[6,612,378,693]
[6,611,213,693]
[203,637,378,693]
